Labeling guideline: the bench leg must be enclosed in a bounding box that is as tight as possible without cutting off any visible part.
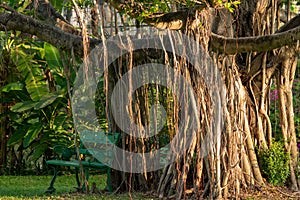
[107,168,112,193]
[81,168,89,192]
[45,167,58,194]
[75,168,80,190]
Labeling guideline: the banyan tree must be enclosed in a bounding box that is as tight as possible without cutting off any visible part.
[0,0,300,199]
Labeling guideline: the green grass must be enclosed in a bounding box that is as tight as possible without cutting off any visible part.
[0,175,155,200]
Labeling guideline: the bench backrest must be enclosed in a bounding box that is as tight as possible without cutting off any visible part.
[79,131,120,164]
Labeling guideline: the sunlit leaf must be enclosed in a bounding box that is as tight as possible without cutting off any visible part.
[0,82,24,93]
[11,101,38,112]
[17,0,31,12]
[53,112,68,131]
[34,93,59,109]
[12,49,49,101]
[44,42,63,70]
[27,117,39,124]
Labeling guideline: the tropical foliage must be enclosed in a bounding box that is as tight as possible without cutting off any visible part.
[1,32,75,174]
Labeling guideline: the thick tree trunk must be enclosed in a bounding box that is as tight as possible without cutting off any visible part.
[155,1,299,198]
[103,3,300,198]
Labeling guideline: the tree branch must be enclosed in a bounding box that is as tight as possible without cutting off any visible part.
[0,6,299,57]
[105,0,300,54]
[210,14,300,54]
[0,11,101,56]
[32,0,80,35]
[210,25,300,54]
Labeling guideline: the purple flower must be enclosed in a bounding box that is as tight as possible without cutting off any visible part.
[270,90,278,101]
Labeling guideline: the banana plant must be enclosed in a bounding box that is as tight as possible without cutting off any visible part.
[1,38,75,161]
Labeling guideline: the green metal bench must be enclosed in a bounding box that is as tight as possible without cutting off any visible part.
[45,131,120,194]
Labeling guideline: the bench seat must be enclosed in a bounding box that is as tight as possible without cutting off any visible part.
[46,160,108,171]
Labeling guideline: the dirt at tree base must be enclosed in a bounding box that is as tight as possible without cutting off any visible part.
[140,184,300,199]
[237,186,300,200]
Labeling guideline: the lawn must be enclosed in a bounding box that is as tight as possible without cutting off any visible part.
[0,175,155,200]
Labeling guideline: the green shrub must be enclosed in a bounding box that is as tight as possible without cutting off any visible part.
[258,141,290,186]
